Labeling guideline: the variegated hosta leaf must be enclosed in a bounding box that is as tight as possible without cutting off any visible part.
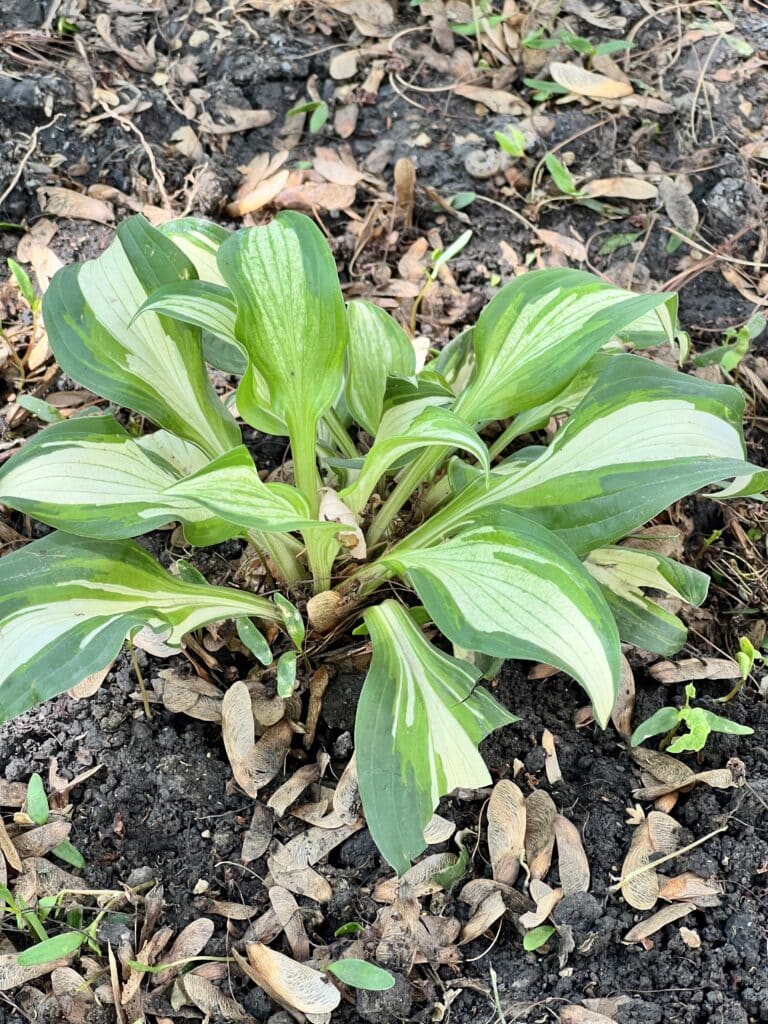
[217,212,348,438]
[163,445,334,534]
[453,269,676,423]
[0,533,278,722]
[383,510,621,726]
[158,217,229,286]
[356,600,515,874]
[585,546,709,655]
[492,351,615,452]
[137,281,238,345]
[42,216,240,459]
[135,279,248,377]
[339,406,489,514]
[481,355,761,553]
[439,354,759,555]
[345,300,416,434]
[0,415,236,545]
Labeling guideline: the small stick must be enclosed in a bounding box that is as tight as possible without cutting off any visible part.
[128,639,152,720]
[609,822,728,894]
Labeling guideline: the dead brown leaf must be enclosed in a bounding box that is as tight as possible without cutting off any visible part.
[181,973,249,1020]
[520,879,563,929]
[659,178,699,236]
[623,901,696,944]
[269,885,310,962]
[542,729,562,784]
[525,789,557,880]
[376,881,420,970]
[37,187,114,223]
[275,182,356,214]
[550,62,633,99]
[155,919,214,986]
[454,84,529,115]
[583,177,658,200]
[242,802,274,864]
[620,811,680,910]
[333,754,361,826]
[487,779,526,885]
[554,816,590,894]
[267,763,321,818]
[535,229,587,262]
[611,655,635,739]
[658,871,722,907]
[239,942,340,1016]
[649,657,740,684]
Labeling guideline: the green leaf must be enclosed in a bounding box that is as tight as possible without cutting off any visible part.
[273,594,305,651]
[51,840,86,869]
[699,709,753,737]
[544,153,581,196]
[0,415,237,545]
[27,773,50,825]
[598,232,641,257]
[236,617,272,666]
[135,280,237,343]
[345,300,416,434]
[475,354,762,553]
[7,258,37,308]
[42,216,240,458]
[327,960,395,991]
[630,706,681,747]
[334,922,365,937]
[383,510,621,726]
[356,601,514,874]
[276,650,298,697]
[158,217,229,286]
[16,931,85,966]
[431,230,472,276]
[339,406,489,514]
[523,925,556,951]
[218,212,347,525]
[453,270,676,423]
[585,546,709,655]
[134,278,249,375]
[0,532,279,722]
[668,707,711,753]
[162,445,325,534]
[218,212,347,426]
[15,395,65,423]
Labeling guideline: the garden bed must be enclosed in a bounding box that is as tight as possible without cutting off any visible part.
[0,1,766,1022]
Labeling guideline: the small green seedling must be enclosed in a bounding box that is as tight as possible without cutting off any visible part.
[334,921,365,937]
[523,924,556,951]
[7,259,40,313]
[718,635,765,703]
[693,314,765,374]
[326,959,395,991]
[286,100,329,134]
[631,683,753,753]
[522,28,631,61]
[410,228,473,330]
[495,127,526,159]
[24,772,86,868]
[544,154,583,198]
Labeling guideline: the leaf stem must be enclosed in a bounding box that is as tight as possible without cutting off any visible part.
[366,447,448,547]
[247,530,304,586]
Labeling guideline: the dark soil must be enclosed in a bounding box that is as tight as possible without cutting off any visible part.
[1,0,767,1022]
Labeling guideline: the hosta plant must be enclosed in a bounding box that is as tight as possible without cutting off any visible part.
[1,213,764,873]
